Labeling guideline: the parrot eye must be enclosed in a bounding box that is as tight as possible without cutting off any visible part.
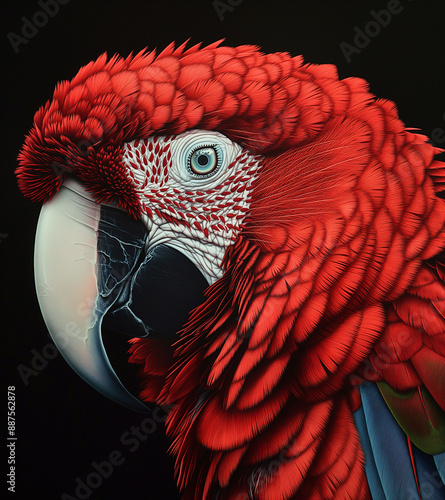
[167,129,243,186]
[188,146,221,177]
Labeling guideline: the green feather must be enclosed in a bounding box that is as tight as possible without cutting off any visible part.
[377,381,445,454]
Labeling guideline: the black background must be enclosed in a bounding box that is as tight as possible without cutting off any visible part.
[1,1,444,499]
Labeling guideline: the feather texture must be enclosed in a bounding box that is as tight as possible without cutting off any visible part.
[17,41,445,499]
[357,382,445,500]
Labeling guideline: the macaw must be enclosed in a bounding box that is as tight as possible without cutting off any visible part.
[16,41,445,499]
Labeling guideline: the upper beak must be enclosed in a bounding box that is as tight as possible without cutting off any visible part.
[34,177,208,412]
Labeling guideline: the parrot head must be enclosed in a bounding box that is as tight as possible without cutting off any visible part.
[16,40,349,410]
[17,41,445,498]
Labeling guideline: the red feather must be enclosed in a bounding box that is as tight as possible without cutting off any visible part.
[17,41,445,499]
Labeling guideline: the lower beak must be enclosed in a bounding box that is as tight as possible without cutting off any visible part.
[34,178,207,412]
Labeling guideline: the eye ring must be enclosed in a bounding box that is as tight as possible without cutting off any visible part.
[187,145,221,177]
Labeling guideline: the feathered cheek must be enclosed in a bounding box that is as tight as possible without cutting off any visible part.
[75,145,142,218]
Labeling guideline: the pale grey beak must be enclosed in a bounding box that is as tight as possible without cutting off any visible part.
[34,178,149,413]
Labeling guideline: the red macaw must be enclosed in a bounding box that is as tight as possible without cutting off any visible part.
[17,41,445,499]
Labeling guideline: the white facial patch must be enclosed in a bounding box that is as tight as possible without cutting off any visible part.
[122,130,263,284]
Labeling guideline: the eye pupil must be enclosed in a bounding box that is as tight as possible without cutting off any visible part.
[189,146,219,176]
[197,155,209,166]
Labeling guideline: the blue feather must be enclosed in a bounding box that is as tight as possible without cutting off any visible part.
[354,403,386,500]
[412,446,445,499]
[355,383,445,499]
[433,452,445,493]
[355,382,423,499]
[434,453,445,485]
